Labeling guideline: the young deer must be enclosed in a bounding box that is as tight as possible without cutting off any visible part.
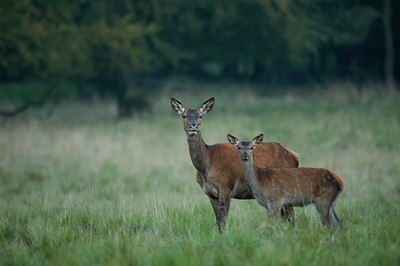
[171,97,300,232]
[227,133,344,228]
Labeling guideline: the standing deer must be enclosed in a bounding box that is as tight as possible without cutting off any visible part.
[171,97,300,232]
[227,133,344,228]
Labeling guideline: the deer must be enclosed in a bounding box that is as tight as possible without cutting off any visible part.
[171,97,300,232]
[227,133,344,228]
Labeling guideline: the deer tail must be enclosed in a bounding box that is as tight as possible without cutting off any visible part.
[330,171,344,192]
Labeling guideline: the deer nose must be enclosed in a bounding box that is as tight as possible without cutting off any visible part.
[241,152,249,161]
[189,124,198,130]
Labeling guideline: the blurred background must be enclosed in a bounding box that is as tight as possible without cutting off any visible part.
[0,0,398,118]
[1,2,399,264]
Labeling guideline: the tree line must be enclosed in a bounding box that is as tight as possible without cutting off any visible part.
[0,0,398,117]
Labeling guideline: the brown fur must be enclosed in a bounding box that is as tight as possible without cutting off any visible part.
[171,97,299,232]
[256,168,343,204]
[205,141,299,197]
[330,171,344,192]
[229,133,344,228]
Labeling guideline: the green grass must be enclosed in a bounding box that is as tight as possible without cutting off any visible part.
[0,84,399,265]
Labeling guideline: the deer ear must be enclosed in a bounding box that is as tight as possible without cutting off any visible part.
[199,97,215,114]
[227,134,239,146]
[171,97,185,115]
[252,133,264,145]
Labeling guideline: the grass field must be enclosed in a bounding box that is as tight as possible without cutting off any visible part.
[0,83,399,265]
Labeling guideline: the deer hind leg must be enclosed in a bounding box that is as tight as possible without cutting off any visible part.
[280,206,296,225]
[315,198,331,227]
[328,204,341,228]
[317,189,342,228]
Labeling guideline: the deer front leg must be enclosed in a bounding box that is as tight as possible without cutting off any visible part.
[266,201,281,220]
[208,197,223,232]
[280,206,296,225]
[209,190,231,233]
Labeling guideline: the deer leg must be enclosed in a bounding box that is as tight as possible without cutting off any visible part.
[266,201,281,220]
[209,197,222,231]
[328,205,341,228]
[208,197,218,219]
[315,199,331,227]
[280,206,296,225]
[209,193,231,233]
[217,190,232,233]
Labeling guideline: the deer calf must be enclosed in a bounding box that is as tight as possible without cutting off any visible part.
[227,133,344,228]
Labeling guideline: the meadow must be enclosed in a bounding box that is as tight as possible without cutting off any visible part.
[0,83,399,265]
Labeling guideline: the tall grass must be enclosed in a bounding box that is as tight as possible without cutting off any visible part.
[0,84,399,265]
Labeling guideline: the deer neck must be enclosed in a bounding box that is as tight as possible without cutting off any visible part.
[241,155,260,194]
[187,132,209,174]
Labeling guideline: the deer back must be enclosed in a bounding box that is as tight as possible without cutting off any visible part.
[253,142,299,168]
[256,168,343,199]
[206,141,300,187]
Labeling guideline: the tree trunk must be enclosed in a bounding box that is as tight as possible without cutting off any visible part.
[0,86,54,118]
[115,83,130,119]
[383,0,395,90]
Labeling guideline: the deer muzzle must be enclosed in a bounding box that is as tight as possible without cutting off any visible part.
[186,124,199,135]
[241,152,250,161]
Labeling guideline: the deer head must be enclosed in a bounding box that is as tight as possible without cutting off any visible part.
[227,133,264,161]
[171,97,215,136]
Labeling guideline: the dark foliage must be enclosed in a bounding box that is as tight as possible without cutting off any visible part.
[0,0,398,117]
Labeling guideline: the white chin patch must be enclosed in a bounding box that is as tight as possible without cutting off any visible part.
[187,130,198,136]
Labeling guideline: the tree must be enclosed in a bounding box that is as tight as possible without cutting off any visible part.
[383,0,395,90]
[0,0,166,118]
[0,0,396,115]
[0,0,75,116]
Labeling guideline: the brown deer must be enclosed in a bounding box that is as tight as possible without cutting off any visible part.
[227,133,344,228]
[171,97,300,232]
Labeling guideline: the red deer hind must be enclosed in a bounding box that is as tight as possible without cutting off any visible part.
[171,97,300,232]
[227,133,344,228]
